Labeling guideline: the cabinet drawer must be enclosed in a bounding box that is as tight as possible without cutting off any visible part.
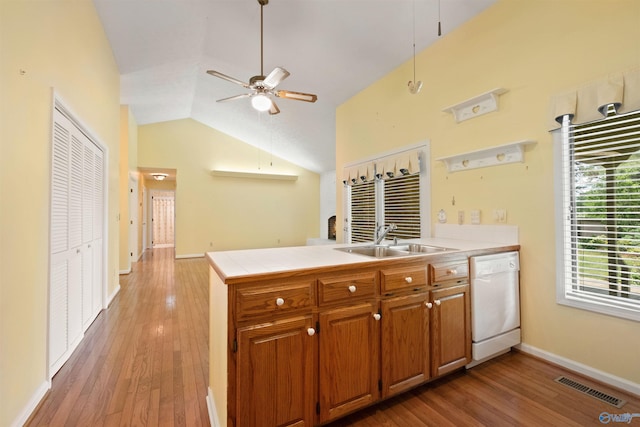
[318,272,376,305]
[430,259,469,284]
[380,265,428,294]
[236,280,315,320]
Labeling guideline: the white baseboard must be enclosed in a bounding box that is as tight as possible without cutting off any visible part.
[207,387,221,427]
[107,284,121,307]
[175,253,205,259]
[119,267,131,275]
[11,380,50,427]
[518,343,640,397]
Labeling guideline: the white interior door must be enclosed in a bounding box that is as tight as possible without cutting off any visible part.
[128,175,139,262]
[142,188,147,250]
[151,191,175,248]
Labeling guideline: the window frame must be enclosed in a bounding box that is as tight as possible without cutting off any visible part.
[343,144,430,244]
[554,111,640,322]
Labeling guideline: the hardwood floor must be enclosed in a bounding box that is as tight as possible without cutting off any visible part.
[26,248,210,427]
[27,248,640,426]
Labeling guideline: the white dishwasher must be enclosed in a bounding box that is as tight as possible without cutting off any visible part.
[467,251,521,368]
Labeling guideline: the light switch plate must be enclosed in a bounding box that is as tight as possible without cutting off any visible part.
[470,209,480,224]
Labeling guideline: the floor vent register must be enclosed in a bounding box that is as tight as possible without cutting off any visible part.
[554,376,626,408]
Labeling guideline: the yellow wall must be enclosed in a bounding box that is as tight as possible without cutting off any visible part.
[337,0,640,385]
[0,1,121,425]
[138,119,320,255]
[119,106,139,270]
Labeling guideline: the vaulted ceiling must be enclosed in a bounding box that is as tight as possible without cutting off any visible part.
[94,0,496,173]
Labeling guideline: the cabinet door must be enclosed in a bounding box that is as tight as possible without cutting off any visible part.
[318,302,380,423]
[236,316,314,427]
[431,284,471,377]
[380,293,430,397]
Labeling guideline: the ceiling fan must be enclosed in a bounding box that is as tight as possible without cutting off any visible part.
[206,0,317,115]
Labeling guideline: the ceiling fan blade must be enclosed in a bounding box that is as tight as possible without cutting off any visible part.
[269,100,280,115]
[276,90,318,103]
[262,67,290,89]
[207,70,251,88]
[216,93,251,103]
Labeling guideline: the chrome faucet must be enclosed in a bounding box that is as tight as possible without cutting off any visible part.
[374,223,397,245]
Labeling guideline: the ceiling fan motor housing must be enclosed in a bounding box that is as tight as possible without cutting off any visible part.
[249,75,267,88]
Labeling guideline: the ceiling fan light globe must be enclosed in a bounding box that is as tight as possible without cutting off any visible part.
[251,94,272,111]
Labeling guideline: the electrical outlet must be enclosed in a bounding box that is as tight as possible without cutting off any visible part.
[470,209,481,224]
[457,210,464,225]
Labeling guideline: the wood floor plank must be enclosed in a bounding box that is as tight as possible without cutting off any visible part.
[26,248,640,427]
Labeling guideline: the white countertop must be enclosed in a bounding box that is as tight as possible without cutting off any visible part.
[206,237,518,283]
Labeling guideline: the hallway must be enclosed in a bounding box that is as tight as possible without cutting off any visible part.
[27,249,210,426]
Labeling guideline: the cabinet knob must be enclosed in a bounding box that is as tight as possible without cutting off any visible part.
[425,302,433,309]
[275,297,285,306]
[404,276,413,284]
[307,328,316,336]
[348,285,357,293]
[447,269,458,275]
[434,299,441,306]
[372,313,381,321]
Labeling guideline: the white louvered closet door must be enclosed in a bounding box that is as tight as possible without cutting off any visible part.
[49,105,105,376]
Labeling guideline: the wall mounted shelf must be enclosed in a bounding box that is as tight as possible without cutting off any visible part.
[436,140,536,173]
[211,170,298,181]
[442,88,508,123]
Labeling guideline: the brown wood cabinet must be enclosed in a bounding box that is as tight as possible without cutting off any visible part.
[380,292,430,397]
[430,259,472,377]
[220,256,473,427]
[318,302,380,423]
[379,258,470,397]
[431,283,471,377]
[236,315,315,427]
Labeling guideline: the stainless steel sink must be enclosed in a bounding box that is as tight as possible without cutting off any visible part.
[336,246,409,258]
[394,244,454,254]
[336,243,456,258]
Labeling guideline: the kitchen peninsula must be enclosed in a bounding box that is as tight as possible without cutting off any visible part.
[206,238,519,427]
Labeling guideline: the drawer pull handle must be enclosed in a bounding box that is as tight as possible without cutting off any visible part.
[372,313,381,321]
[348,285,357,293]
[447,269,458,275]
[275,297,285,306]
[434,299,441,306]
[425,302,433,309]
[307,328,316,336]
[405,276,413,284]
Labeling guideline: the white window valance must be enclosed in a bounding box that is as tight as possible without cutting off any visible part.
[343,149,422,186]
[548,66,640,130]
[343,162,375,185]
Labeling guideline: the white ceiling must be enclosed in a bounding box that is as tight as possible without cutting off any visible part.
[94,0,496,173]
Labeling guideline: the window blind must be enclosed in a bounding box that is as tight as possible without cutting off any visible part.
[561,106,640,313]
[384,174,421,240]
[350,180,376,243]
